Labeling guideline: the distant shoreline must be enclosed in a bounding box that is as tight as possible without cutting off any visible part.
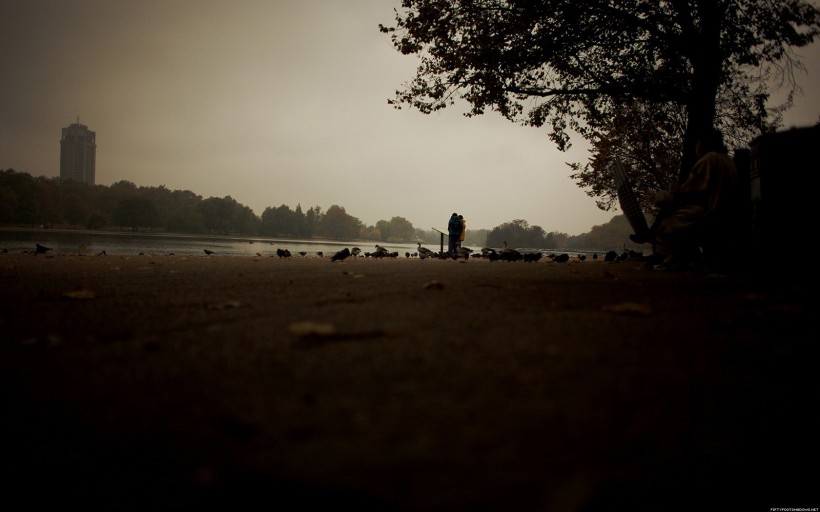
[0,225,627,256]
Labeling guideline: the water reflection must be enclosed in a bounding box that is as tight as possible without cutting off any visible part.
[0,228,450,257]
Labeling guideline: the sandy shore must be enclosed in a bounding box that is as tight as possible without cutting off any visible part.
[0,253,814,510]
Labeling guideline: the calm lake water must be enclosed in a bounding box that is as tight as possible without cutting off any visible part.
[0,227,618,259]
[0,227,465,258]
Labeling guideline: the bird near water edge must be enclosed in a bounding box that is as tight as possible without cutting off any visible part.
[331,247,351,262]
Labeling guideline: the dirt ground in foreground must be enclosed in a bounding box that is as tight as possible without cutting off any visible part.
[0,253,815,510]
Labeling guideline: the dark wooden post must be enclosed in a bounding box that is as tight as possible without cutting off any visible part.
[432,228,445,256]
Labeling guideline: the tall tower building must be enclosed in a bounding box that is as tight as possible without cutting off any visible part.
[59,119,96,185]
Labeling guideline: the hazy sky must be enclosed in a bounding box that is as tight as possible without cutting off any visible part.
[2,1,818,235]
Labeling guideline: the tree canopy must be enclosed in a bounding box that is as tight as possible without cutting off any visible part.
[380,0,820,210]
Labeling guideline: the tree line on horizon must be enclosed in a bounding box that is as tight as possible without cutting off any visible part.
[0,169,638,250]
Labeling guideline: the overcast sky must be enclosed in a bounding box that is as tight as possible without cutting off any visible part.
[2,1,818,235]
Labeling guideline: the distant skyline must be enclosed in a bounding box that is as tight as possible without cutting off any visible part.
[2,1,818,235]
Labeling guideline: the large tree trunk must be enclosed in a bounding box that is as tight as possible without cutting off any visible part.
[679,1,725,182]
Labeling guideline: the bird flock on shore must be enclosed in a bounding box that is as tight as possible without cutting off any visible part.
[15,242,644,263]
[227,241,640,264]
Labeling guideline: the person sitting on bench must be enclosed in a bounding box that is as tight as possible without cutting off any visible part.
[631,128,738,271]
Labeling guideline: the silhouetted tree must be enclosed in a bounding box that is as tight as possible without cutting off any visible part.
[85,211,109,230]
[232,203,259,236]
[0,169,38,224]
[381,0,819,208]
[360,225,380,240]
[0,186,17,223]
[113,197,160,231]
[566,214,641,250]
[374,219,391,241]
[261,204,295,236]
[305,205,323,237]
[292,204,309,237]
[165,190,205,233]
[34,177,63,227]
[58,180,94,227]
[196,197,233,235]
[375,216,417,242]
[386,216,416,243]
[486,219,545,248]
[319,205,363,240]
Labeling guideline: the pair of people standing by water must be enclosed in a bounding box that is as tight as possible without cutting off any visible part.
[447,212,466,258]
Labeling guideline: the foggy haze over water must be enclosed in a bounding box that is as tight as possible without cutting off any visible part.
[1,228,614,259]
[0,228,456,259]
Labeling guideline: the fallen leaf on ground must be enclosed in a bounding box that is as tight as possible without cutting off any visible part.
[602,302,651,315]
[62,290,96,300]
[207,300,243,310]
[288,321,337,337]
